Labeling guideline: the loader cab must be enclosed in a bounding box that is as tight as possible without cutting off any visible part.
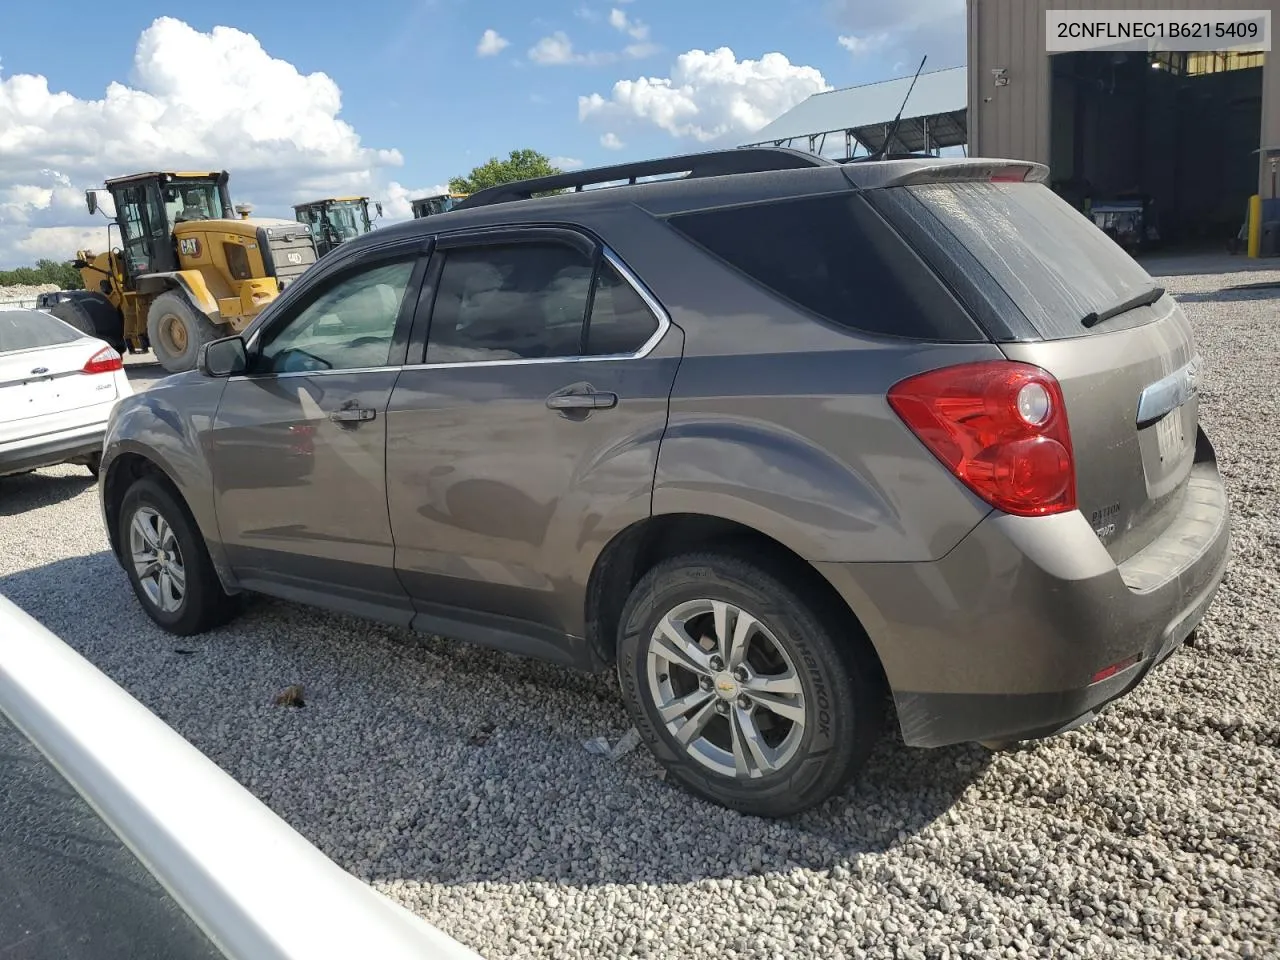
[94,172,233,286]
[410,193,467,219]
[293,197,381,258]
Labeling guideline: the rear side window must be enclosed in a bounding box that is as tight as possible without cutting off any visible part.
[0,310,81,353]
[426,243,593,363]
[899,182,1158,339]
[664,193,982,341]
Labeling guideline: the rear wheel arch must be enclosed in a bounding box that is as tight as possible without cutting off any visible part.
[585,513,889,690]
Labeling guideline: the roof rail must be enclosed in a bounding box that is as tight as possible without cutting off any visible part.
[453,147,834,210]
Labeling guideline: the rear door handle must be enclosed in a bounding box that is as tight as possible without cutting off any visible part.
[546,390,618,411]
[330,407,376,423]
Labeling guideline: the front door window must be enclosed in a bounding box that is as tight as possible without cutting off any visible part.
[256,259,416,374]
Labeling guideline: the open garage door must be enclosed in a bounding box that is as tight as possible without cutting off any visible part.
[1050,50,1264,252]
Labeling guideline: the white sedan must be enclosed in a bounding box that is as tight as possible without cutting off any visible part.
[0,308,133,479]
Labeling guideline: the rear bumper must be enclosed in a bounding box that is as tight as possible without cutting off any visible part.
[818,436,1231,748]
[0,422,106,477]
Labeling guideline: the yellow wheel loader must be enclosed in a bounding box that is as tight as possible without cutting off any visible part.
[66,171,318,374]
[293,196,382,259]
[410,193,468,219]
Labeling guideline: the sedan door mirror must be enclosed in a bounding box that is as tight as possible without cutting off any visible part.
[198,336,248,378]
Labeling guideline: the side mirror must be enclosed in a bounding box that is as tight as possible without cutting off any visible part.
[198,336,248,378]
[375,202,384,218]
[85,191,98,216]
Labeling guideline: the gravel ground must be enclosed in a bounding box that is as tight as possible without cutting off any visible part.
[2,265,1278,960]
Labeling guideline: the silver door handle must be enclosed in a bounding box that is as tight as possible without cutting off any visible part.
[330,408,376,423]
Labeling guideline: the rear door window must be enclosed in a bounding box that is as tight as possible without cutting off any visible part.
[892,181,1159,340]
[425,242,593,363]
[664,193,983,341]
[0,310,82,353]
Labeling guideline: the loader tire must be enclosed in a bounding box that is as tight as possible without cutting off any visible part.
[147,292,223,374]
[50,294,124,350]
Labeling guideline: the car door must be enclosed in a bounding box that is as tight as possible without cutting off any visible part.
[208,241,428,622]
[384,228,683,661]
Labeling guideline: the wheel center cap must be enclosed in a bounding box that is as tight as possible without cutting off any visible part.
[712,672,740,700]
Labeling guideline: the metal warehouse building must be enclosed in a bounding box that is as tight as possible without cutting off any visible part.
[968,0,1279,245]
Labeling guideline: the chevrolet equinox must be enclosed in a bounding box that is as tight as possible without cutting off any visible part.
[99,148,1231,817]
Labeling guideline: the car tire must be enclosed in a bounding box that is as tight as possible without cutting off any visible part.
[117,475,237,635]
[616,552,884,818]
[147,292,222,374]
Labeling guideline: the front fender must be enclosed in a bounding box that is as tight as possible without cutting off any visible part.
[100,374,236,590]
[137,270,222,320]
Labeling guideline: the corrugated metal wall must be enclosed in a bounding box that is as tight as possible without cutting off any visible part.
[968,0,1280,196]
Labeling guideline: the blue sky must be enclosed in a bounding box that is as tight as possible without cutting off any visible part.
[0,0,965,266]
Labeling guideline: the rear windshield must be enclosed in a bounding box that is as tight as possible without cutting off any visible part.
[898,182,1158,339]
[0,309,82,353]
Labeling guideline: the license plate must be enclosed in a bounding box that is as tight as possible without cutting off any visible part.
[1156,409,1187,463]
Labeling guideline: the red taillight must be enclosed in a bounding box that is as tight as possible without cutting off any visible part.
[83,345,123,375]
[887,360,1077,517]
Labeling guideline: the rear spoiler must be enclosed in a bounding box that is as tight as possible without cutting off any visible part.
[844,159,1050,190]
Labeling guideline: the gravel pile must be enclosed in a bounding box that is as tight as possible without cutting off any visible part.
[0,282,58,305]
[1,267,1278,959]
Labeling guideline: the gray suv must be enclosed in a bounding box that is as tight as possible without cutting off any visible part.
[99,148,1230,817]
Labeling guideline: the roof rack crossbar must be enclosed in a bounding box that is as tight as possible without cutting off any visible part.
[453,147,832,210]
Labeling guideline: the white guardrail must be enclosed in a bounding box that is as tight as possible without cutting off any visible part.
[0,594,484,960]
[0,298,40,310]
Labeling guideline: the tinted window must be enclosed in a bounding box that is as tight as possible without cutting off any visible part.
[0,310,82,353]
[666,193,981,341]
[585,260,659,356]
[425,243,592,363]
[898,182,1159,339]
[257,259,414,373]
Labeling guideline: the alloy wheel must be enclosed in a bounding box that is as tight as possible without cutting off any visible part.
[129,506,187,613]
[645,598,807,780]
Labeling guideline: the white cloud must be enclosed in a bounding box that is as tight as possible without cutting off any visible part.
[608,8,650,41]
[600,132,625,150]
[529,32,579,65]
[528,29,655,66]
[476,29,510,57]
[828,0,966,63]
[380,181,451,222]
[0,17,407,267]
[838,33,890,55]
[550,156,585,170]
[579,48,829,144]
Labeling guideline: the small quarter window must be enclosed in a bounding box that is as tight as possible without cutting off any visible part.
[585,260,659,356]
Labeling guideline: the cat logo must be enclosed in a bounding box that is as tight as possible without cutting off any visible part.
[286,252,304,265]
[179,237,201,258]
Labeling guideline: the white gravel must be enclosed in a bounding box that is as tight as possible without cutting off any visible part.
[2,263,1278,960]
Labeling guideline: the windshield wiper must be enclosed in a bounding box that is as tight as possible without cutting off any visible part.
[1080,286,1165,329]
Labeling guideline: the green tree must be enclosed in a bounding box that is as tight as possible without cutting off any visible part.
[449,149,563,195]
[0,259,84,289]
